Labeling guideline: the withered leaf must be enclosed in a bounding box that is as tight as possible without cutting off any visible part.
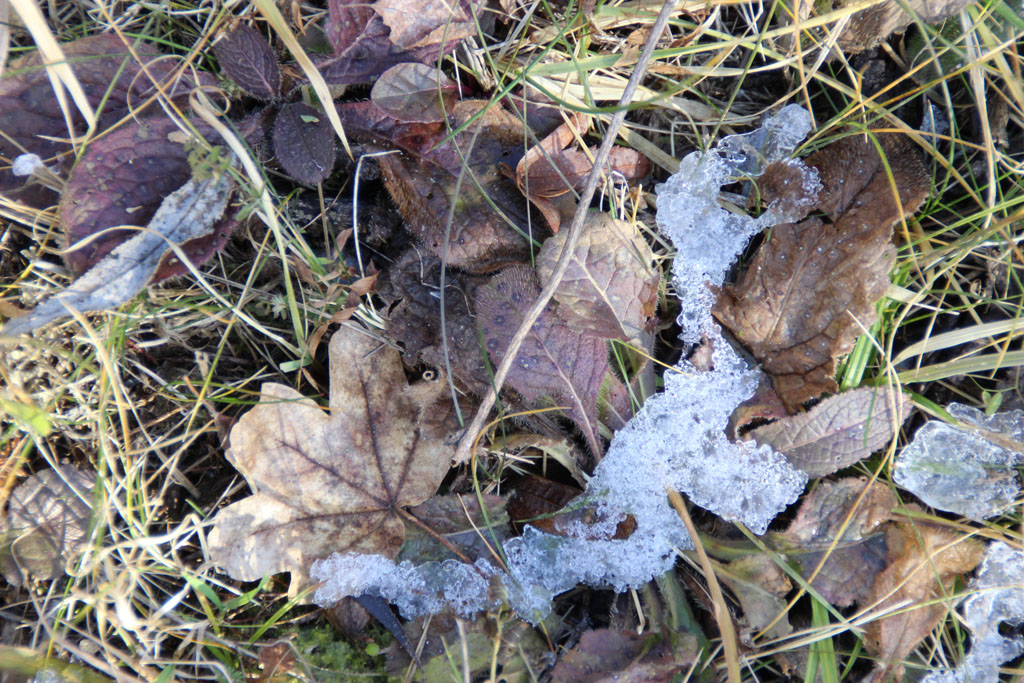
[376,248,491,395]
[717,554,793,641]
[207,325,453,596]
[319,0,478,86]
[399,494,510,564]
[507,474,635,540]
[549,629,698,683]
[339,100,539,270]
[771,477,895,607]
[370,63,457,124]
[0,34,211,205]
[714,133,930,411]
[536,212,659,343]
[865,518,984,682]
[374,0,479,50]
[476,266,608,457]
[273,102,335,184]
[751,387,912,476]
[837,0,975,52]
[0,466,95,586]
[59,117,234,276]
[2,167,235,336]
[214,24,281,101]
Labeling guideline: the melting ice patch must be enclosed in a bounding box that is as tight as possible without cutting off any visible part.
[313,105,814,619]
[894,404,1024,521]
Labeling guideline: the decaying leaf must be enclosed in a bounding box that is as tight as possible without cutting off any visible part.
[536,212,659,343]
[751,387,912,476]
[1,166,235,336]
[549,629,698,683]
[771,477,895,607]
[338,100,540,270]
[0,466,95,585]
[370,63,457,123]
[398,494,511,565]
[507,475,635,540]
[0,34,211,204]
[320,0,480,86]
[273,102,335,184]
[214,23,281,100]
[58,117,234,276]
[836,0,975,52]
[376,248,491,395]
[515,116,651,231]
[714,132,930,411]
[476,266,608,458]
[717,554,793,642]
[865,518,985,682]
[207,325,453,595]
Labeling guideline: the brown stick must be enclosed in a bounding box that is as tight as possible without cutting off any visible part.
[453,0,678,464]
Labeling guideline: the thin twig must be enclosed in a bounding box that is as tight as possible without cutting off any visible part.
[453,0,678,464]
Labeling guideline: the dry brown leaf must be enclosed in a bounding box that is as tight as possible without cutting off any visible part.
[549,629,698,683]
[864,519,985,681]
[751,387,912,476]
[714,133,930,411]
[771,477,896,607]
[837,0,975,52]
[536,212,659,343]
[207,326,453,596]
[717,554,793,642]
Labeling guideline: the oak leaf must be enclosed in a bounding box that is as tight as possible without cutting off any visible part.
[751,387,912,476]
[714,132,930,411]
[536,212,659,343]
[207,325,453,596]
[771,477,895,607]
[865,518,984,682]
[476,266,608,457]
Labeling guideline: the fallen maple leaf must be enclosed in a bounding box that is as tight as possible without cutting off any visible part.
[536,212,659,343]
[770,477,895,607]
[476,266,609,458]
[0,34,211,206]
[207,325,453,596]
[751,387,912,476]
[865,518,984,682]
[714,132,930,411]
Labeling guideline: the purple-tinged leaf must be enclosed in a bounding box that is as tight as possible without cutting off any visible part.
[273,102,335,184]
[0,34,213,205]
[476,266,608,458]
[214,24,281,100]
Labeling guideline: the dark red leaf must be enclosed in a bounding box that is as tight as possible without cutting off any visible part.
[59,117,231,278]
[214,24,281,100]
[273,102,335,184]
[0,34,212,205]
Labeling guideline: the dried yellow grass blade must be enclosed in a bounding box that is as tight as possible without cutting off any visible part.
[894,318,1024,366]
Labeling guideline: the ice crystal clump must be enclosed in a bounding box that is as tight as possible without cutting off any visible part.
[922,542,1024,683]
[894,404,1024,520]
[313,106,815,619]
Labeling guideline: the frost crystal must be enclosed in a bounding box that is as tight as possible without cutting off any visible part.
[894,404,1024,520]
[313,106,815,619]
[922,542,1024,683]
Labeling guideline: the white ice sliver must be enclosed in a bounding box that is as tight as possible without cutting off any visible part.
[313,106,816,618]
